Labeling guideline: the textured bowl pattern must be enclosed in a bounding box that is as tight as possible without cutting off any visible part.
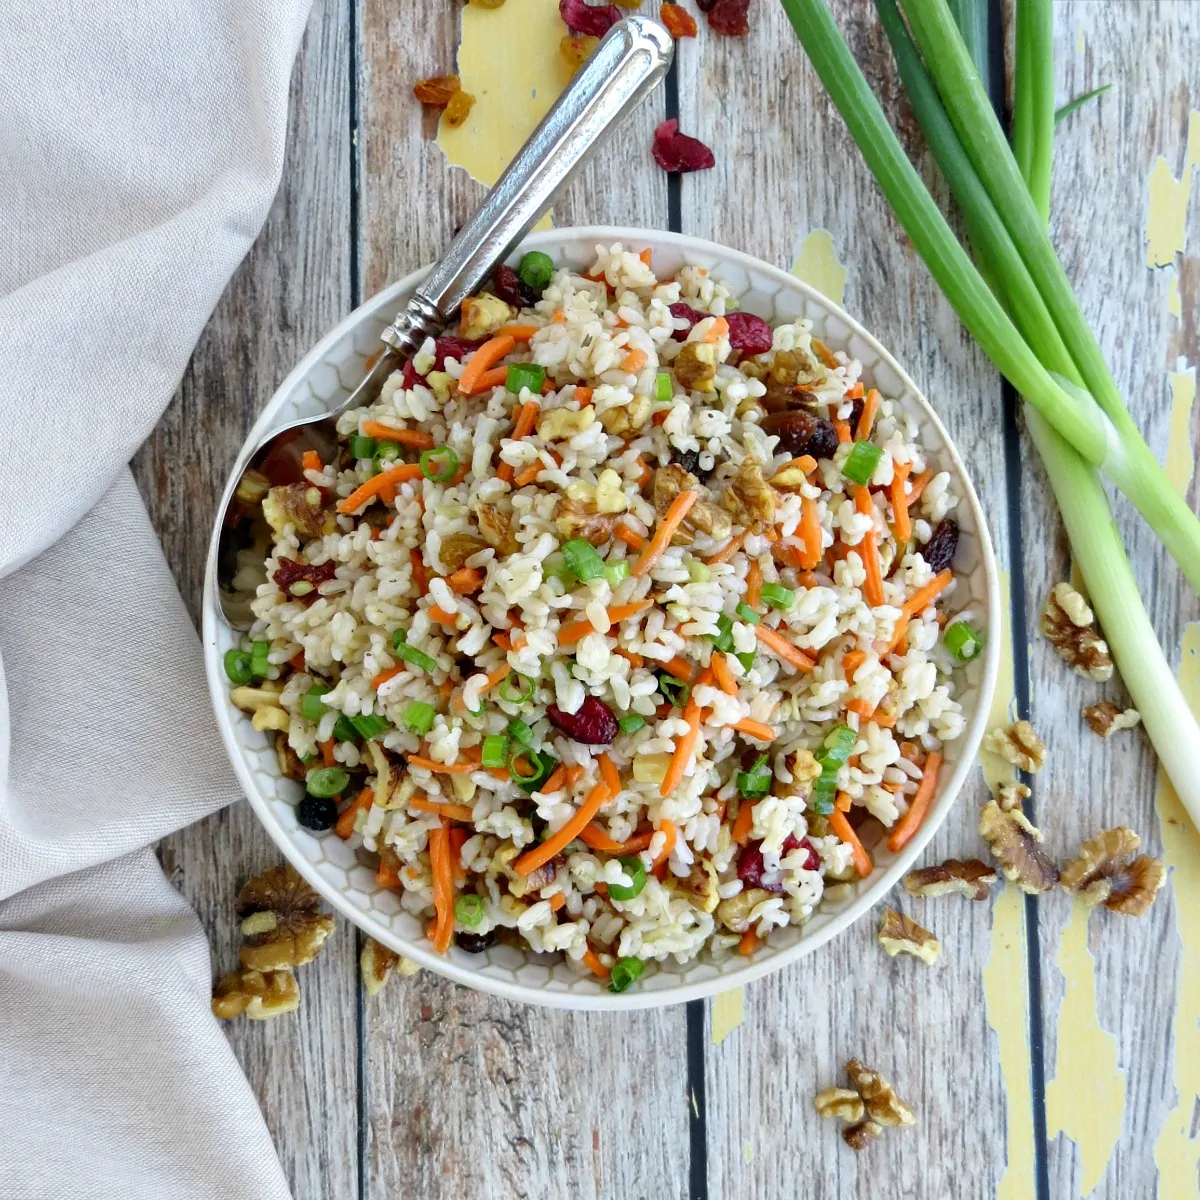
[203,228,1000,1010]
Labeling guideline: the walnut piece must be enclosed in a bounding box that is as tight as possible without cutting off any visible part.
[438,531,489,573]
[597,394,652,436]
[674,857,720,913]
[979,800,1059,893]
[653,464,732,544]
[236,864,336,971]
[983,720,1047,772]
[474,503,520,556]
[553,495,617,547]
[750,346,826,412]
[903,858,997,901]
[996,781,1031,812]
[212,968,299,1020]
[673,341,718,392]
[716,886,773,933]
[814,1087,865,1123]
[721,457,777,530]
[1060,827,1166,916]
[538,404,596,442]
[877,908,941,964]
[274,733,307,782]
[842,1121,883,1151]
[262,483,336,541]
[846,1059,916,1128]
[458,292,514,340]
[1082,701,1141,739]
[1040,582,1113,682]
[361,937,400,996]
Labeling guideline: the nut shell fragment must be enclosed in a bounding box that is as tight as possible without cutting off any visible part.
[1060,827,1166,917]
[877,908,941,964]
[903,858,997,901]
[979,801,1058,893]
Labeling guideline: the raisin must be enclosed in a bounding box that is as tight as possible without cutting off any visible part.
[923,518,960,573]
[668,301,704,341]
[848,397,864,433]
[443,90,475,129]
[296,795,338,833]
[651,119,716,174]
[559,0,621,36]
[706,0,750,35]
[492,264,538,308]
[660,1,698,36]
[273,558,337,601]
[725,311,773,356]
[413,75,460,107]
[455,930,496,954]
[546,695,619,745]
[760,409,839,461]
[670,446,712,481]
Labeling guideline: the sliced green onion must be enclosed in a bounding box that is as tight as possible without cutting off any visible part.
[687,560,710,583]
[562,537,605,583]
[481,735,509,768]
[305,766,349,798]
[249,640,271,679]
[510,749,558,793]
[811,723,857,814]
[608,856,648,901]
[517,250,554,291]
[498,672,535,704]
[393,642,438,673]
[736,650,756,672]
[736,753,772,800]
[392,627,408,651]
[402,701,437,735]
[455,894,484,927]
[655,372,672,402]
[944,619,985,662]
[375,440,401,465]
[507,719,534,746]
[708,613,735,653]
[542,555,573,583]
[618,714,646,735]
[349,434,377,459]
[419,445,458,482]
[300,686,330,721]
[841,440,884,486]
[505,363,545,395]
[224,648,253,686]
[608,956,645,993]
[760,582,795,611]
[735,602,761,625]
[657,674,691,708]
[332,715,359,743]
[350,712,390,739]
[605,560,630,587]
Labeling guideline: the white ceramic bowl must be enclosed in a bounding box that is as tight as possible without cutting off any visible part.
[203,227,1000,1010]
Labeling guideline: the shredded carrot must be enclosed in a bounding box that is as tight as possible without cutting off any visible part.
[448,827,468,883]
[614,647,645,669]
[427,605,459,626]
[405,755,476,775]
[301,449,321,473]
[428,820,455,954]
[513,781,612,875]
[703,316,729,343]
[661,655,696,684]
[633,490,697,577]
[582,949,611,979]
[549,892,567,912]
[635,455,652,487]
[853,487,885,607]
[885,614,911,657]
[871,709,897,728]
[899,741,923,764]
[660,699,703,797]
[336,787,374,839]
[828,809,873,877]
[903,569,953,616]
[598,752,621,797]
[855,388,881,440]
[833,418,852,444]
[846,697,875,720]
[812,338,839,369]
[465,365,509,395]
[754,624,816,672]
[289,650,306,671]
[907,468,934,504]
[705,531,746,565]
[496,399,541,484]
[514,459,544,488]
[621,348,648,373]
[738,929,759,956]
[574,385,593,403]
[337,462,424,513]
[496,324,540,342]
[652,819,677,877]
[844,380,865,400]
[360,421,434,448]
[886,751,942,853]
[478,662,512,695]
[319,739,336,768]
[733,717,776,742]
[556,600,653,646]
[578,824,625,853]
[565,764,585,786]
[538,764,570,796]
[745,560,763,608]
[843,649,867,677]
[778,454,818,476]
[492,631,512,651]
[639,247,653,266]
[410,797,474,822]
[652,407,670,426]
[890,463,912,543]
[711,652,738,696]
[552,309,566,324]
[375,854,401,889]
[615,524,647,551]
[795,497,821,571]
[410,548,428,596]
[835,790,853,813]
[446,567,485,594]
[457,333,515,395]
[732,799,756,845]
[371,664,405,689]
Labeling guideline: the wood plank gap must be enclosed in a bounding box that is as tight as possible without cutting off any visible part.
[664,54,681,232]
[686,1001,709,1200]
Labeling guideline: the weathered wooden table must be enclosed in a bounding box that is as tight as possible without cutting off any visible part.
[139,1,1199,1195]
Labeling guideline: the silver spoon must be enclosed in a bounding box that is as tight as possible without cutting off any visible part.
[215,16,673,628]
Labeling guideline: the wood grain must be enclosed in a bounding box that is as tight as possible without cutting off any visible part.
[137,5,360,1198]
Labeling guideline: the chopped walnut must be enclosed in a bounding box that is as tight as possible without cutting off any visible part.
[673,858,720,913]
[1060,827,1166,916]
[438,530,489,573]
[842,1121,883,1151]
[474,504,520,556]
[775,748,821,796]
[996,781,1031,812]
[361,937,401,996]
[553,495,617,547]
[983,720,1047,772]
[262,484,336,540]
[458,292,514,340]
[748,346,825,412]
[597,394,652,436]
[236,864,336,971]
[721,457,776,530]
[1040,582,1113,682]
[673,341,718,393]
[274,734,307,782]
[903,858,997,901]
[814,1088,865,1123]
[979,801,1059,893]
[1082,701,1141,738]
[877,908,941,964]
[716,886,773,933]
[846,1059,917,1128]
[653,464,732,544]
[538,403,596,442]
[212,967,299,1020]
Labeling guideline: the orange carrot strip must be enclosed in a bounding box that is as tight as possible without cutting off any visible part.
[371,664,406,689]
[652,819,677,876]
[621,348,648,373]
[613,647,645,668]
[582,949,611,979]
[738,929,759,956]
[320,739,336,768]
[478,663,512,694]
[835,790,853,813]
[615,524,647,551]
[844,381,865,400]
[549,892,567,912]
[833,418,852,444]
[632,490,697,577]
[409,548,428,597]
[446,567,485,594]
[829,809,873,877]
[711,652,738,696]
[907,468,934,504]
[514,460,544,488]
[427,605,459,626]
[337,462,424,514]
[661,655,696,684]
[843,649,867,676]
[457,333,515,395]
[514,781,612,876]
[846,697,875,720]
[799,496,823,569]
[496,398,541,484]
[777,454,818,476]
[746,560,763,608]
[598,752,622,796]
[496,324,541,342]
[890,463,912,543]
[301,449,321,472]
[885,614,911,657]
[754,624,816,672]
[406,755,476,775]
[410,797,475,822]
[812,338,839,368]
[732,799,756,846]
[854,487,885,608]
[556,600,654,646]
[733,717,776,742]
[537,764,570,796]
[902,569,953,616]
[871,709,897,728]
[375,855,401,889]
[336,787,374,839]
[703,316,729,343]
[361,421,435,449]
[565,764,585,786]
[578,824,625,853]
[660,699,703,797]
[887,751,942,853]
[428,820,455,954]
[639,248,653,266]
[705,530,746,565]
[854,388,881,440]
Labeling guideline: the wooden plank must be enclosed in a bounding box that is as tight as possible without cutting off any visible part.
[355,5,689,1198]
[135,5,360,1198]
[677,2,1023,1194]
[1019,5,1200,1197]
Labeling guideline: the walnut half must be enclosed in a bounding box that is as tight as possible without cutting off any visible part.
[1040,582,1113,681]
[653,464,731,544]
[979,801,1058,893]
[212,968,299,1020]
[1060,827,1166,917]
[721,457,776,530]
[877,908,941,964]
[814,1088,865,1123]
[237,864,336,971]
[983,720,1047,773]
[903,858,997,901]
[846,1059,916,1128]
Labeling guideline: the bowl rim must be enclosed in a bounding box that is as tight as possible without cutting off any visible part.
[203,225,1001,1010]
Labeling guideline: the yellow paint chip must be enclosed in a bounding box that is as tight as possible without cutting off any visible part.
[791,230,847,306]
[1145,110,1200,268]
[710,987,745,1045]
[1152,623,1200,1196]
[1165,368,1196,497]
[1167,271,1182,319]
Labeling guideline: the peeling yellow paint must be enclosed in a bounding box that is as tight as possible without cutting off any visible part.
[1075,28,1085,55]
[791,230,847,306]
[1167,270,1182,319]
[710,986,744,1045]
[1152,622,1200,1197]
[1165,368,1196,497]
[1045,899,1127,1192]
[1145,110,1200,268]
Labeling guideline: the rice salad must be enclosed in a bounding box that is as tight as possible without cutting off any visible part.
[226,243,980,992]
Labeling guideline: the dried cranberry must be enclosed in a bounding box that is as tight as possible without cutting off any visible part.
[546,695,619,745]
[783,834,820,872]
[725,311,773,356]
[399,358,421,390]
[738,835,818,892]
[492,264,538,309]
[273,558,337,601]
[432,335,482,371]
[923,518,960,573]
[651,119,716,174]
[761,409,840,461]
[559,0,620,37]
[706,0,750,36]
[668,301,704,341]
[455,930,495,954]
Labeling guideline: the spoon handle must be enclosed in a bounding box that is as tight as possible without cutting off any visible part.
[380,15,673,356]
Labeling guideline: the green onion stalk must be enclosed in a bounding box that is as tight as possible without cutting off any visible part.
[777,0,1200,821]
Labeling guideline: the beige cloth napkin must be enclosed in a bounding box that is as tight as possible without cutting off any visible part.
[0,2,315,1195]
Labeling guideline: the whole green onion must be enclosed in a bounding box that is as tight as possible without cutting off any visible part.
[760,582,795,611]
[562,538,605,583]
[300,687,330,721]
[617,714,646,735]
[505,362,545,395]
[481,735,509,768]
[608,856,648,901]
[517,250,554,291]
[455,894,484,927]
[224,648,253,686]
[250,640,271,679]
[944,619,984,662]
[349,434,377,459]
[655,372,672,402]
[305,766,349,798]
[735,602,761,625]
[608,956,645,993]
[350,712,390,740]
[419,446,458,483]
[402,701,437,735]
[841,440,884,486]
